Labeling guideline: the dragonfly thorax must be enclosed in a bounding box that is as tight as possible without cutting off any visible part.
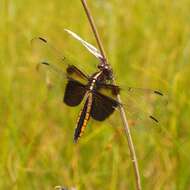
[87,71,103,91]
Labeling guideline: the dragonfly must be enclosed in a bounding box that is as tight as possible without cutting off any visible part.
[31,29,165,142]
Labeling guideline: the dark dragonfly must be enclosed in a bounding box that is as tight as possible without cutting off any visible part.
[31,29,164,142]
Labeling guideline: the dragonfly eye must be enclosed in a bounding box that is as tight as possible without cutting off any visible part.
[97,62,113,80]
[97,64,103,70]
[66,65,75,74]
[102,68,113,80]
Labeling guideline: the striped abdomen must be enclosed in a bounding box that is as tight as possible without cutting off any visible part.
[74,93,93,142]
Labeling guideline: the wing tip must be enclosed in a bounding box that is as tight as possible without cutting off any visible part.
[149,115,159,123]
[41,61,49,66]
[154,90,164,96]
[38,37,47,43]
[31,37,47,45]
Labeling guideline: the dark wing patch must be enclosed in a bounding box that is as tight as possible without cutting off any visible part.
[91,91,120,121]
[66,65,89,82]
[64,79,86,106]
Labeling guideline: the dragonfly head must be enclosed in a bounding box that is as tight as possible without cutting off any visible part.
[98,62,113,81]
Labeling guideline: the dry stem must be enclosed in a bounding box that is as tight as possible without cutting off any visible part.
[80,1,142,190]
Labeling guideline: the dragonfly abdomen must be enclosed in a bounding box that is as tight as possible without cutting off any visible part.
[74,93,93,142]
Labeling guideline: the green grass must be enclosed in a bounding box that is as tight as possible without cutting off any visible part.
[1,0,190,189]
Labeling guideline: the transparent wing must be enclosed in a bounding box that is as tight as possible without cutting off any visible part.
[31,37,66,70]
[34,60,68,100]
[94,82,168,127]
[121,86,164,96]
[34,60,88,107]
[64,29,103,60]
[31,37,89,85]
[31,37,90,105]
[119,85,168,126]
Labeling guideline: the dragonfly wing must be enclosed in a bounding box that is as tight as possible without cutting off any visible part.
[120,85,164,97]
[31,37,90,106]
[91,91,120,121]
[119,85,168,126]
[93,82,167,126]
[64,29,103,60]
[32,36,89,85]
[64,79,87,106]
[31,37,66,69]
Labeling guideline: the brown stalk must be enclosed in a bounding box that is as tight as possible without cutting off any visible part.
[80,1,142,190]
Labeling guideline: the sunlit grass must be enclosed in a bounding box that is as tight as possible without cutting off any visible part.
[0,0,190,189]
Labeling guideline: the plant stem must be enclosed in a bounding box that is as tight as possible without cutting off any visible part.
[80,0,107,62]
[80,1,142,190]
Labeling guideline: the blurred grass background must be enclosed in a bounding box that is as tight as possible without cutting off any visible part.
[1,0,190,189]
